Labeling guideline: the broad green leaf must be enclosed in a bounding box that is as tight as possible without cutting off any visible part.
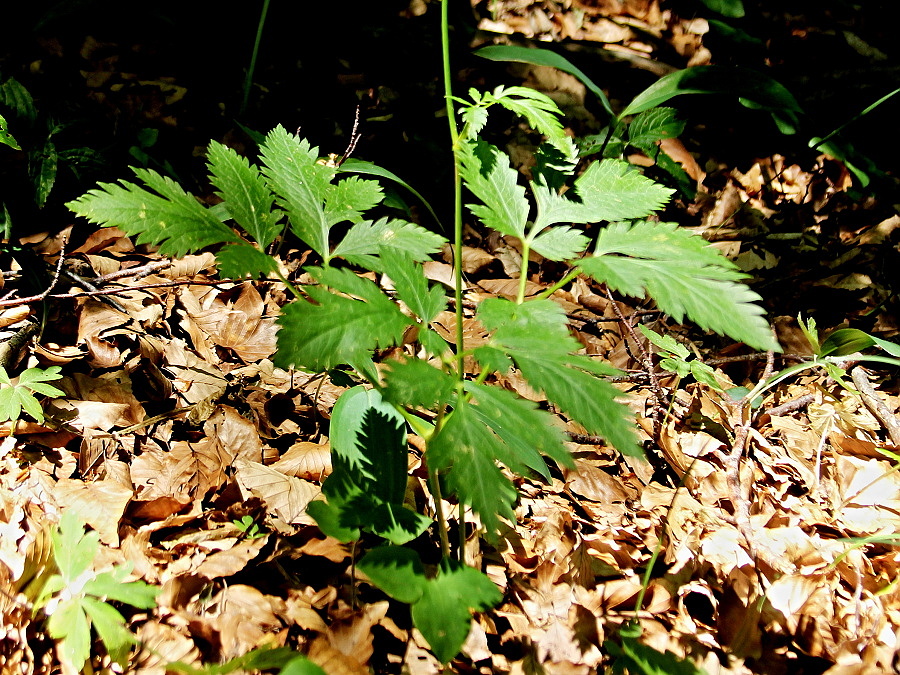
[215,243,278,278]
[259,126,334,259]
[47,598,91,671]
[465,381,573,474]
[0,113,20,150]
[487,86,577,161]
[206,141,280,247]
[0,387,23,423]
[639,325,689,359]
[379,248,446,323]
[411,559,502,663]
[620,634,710,675]
[628,107,685,145]
[581,221,779,351]
[358,546,426,604]
[275,267,412,372]
[324,175,384,226]
[621,66,802,118]
[17,366,63,394]
[572,159,674,222]
[381,359,456,410]
[66,168,240,257]
[81,597,134,666]
[871,335,900,358]
[339,158,444,230]
[458,140,529,239]
[429,395,518,535]
[475,44,615,118]
[306,499,360,542]
[329,386,403,467]
[332,217,446,271]
[364,502,432,545]
[355,406,408,505]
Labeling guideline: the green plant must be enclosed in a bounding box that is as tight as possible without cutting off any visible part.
[233,514,267,539]
[640,325,724,391]
[34,510,160,672]
[0,365,64,430]
[65,2,780,664]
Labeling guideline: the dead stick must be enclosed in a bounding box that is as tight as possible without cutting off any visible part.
[851,366,900,446]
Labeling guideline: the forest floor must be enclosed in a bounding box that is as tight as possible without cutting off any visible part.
[1,1,900,673]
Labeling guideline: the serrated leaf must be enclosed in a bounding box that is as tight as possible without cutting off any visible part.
[573,159,673,222]
[381,359,456,410]
[275,267,412,372]
[259,126,334,259]
[458,140,529,239]
[380,248,446,323]
[529,225,589,261]
[332,217,446,271]
[324,175,384,226]
[465,381,573,474]
[0,77,36,122]
[639,325,689,358]
[81,597,134,666]
[358,546,426,604]
[206,141,280,247]
[0,113,20,150]
[628,107,685,146]
[487,86,577,161]
[216,243,278,278]
[365,502,432,545]
[66,168,240,257]
[30,138,57,206]
[476,298,639,455]
[429,395,518,536]
[580,221,779,351]
[412,559,502,664]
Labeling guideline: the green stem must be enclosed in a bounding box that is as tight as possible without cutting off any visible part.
[534,267,581,301]
[274,268,303,300]
[516,240,532,304]
[241,0,271,116]
[441,0,465,384]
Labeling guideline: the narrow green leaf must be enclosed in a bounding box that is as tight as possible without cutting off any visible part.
[206,141,280,247]
[338,158,444,230]
[358,546,427,604]
[275,268,413,372]
[85,569,159,609]
[30,138,57,207]
[622,66,802,118]
[698,0,744,17]
[820,328,875,357]
[474,44,614,118]
[259,126,334,259]
[0,77,36,122]
[458,140,529,240]
[66,168,240,257]
[412,559,502,664]
[280,656,329,675]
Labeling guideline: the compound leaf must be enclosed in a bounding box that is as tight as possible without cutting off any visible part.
[458,140,529,240]
[216,243,278,278]
[379,248,446,323]
[381,358,456,411]
[488,86,577,161]
[206,141,280,247]
[66,168,240,257]
[325,175,384,226]
[332,217,446,271]
[580,221,779,351]
[260,125,334,259]
[81,597,134,667]
[358,546,426,605]
[628,107,685,146]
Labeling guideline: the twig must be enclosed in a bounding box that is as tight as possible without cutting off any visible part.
[0,322,40,371]
[850,366,900,446]
[604,287,667,434]
[94,260,172,283]
[761,393,815,419]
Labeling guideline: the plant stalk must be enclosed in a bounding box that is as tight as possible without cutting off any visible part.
[241,0,271,117]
